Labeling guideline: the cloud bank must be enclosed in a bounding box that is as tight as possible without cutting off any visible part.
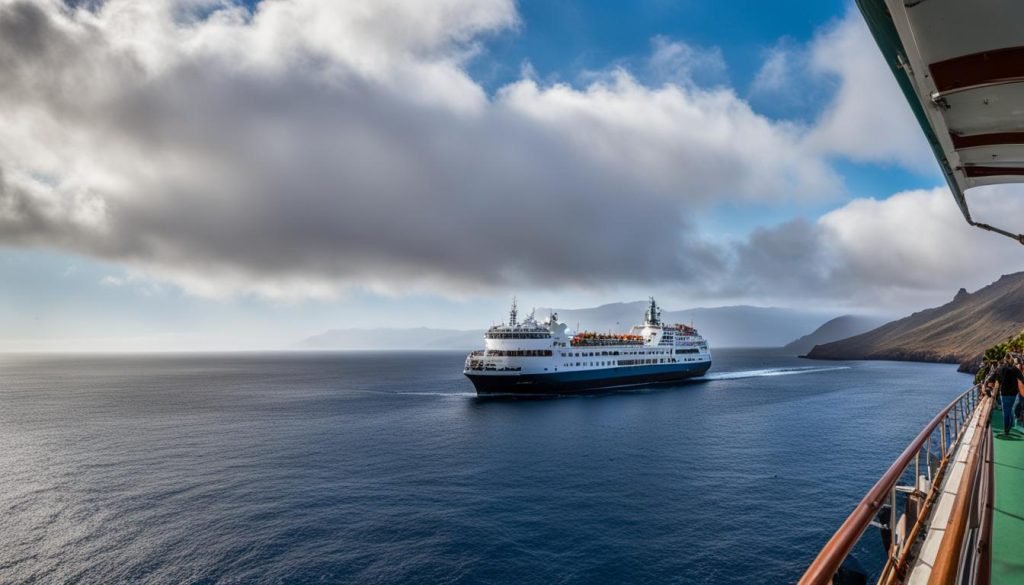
[726,186,1024,308]
[2,0,1014,309]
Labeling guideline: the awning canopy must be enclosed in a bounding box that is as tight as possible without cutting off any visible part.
[857,0,1024,243]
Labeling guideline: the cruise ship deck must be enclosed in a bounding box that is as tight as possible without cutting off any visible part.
[991,411,1024,583]
[799,390,1024,585]
[798,0,1024,577]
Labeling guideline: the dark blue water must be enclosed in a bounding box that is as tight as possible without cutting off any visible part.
[0,349,970,584]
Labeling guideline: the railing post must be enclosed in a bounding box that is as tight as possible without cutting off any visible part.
[926,436,933,483]
[915,449,920,491]
[940,420,947,459]
[890,487,899,555]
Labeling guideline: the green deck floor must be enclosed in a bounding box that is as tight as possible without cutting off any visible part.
[992,405,1024,584]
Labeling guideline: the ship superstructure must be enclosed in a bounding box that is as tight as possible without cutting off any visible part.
[464,298,711,395]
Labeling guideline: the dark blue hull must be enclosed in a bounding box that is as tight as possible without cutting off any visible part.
[465,362,711,395]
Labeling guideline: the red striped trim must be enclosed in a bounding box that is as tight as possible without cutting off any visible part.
[962,165,1024,178]
[951,132,1024,149]
[930,46,1024,92]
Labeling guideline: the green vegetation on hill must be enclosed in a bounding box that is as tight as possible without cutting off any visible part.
[973,329,1024,384]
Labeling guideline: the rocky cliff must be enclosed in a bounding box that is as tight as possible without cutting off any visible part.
[805,273,1024,372]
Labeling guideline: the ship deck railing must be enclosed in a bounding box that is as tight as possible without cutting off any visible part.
[799,385,998,585]
[570,339,645,347]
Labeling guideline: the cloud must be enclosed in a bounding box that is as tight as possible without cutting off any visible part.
[0,0,844,299]
[3,1,1000,313]
[745,8,934,173]
[646,36,727,87]
[750,45,793,96]
[804,8,933,171]
[719,186,1024,309]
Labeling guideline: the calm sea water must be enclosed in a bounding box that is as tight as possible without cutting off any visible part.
[0,349,970,584]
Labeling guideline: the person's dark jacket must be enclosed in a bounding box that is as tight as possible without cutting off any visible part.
[996,364,1024,397]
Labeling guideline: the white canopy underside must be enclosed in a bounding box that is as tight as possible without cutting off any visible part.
[876,0,1024,238]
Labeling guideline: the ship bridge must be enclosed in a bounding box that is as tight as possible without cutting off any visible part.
[858,0,1024,243]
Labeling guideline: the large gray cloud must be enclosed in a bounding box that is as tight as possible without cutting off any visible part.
[717,186,1024,309]
[7,0,1011,311]
[0,0,847,299]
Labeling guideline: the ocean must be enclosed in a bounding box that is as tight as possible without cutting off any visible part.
[0,349,970,584]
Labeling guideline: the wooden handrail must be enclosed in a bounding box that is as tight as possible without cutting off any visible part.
[798,387,979,585]
[927,396,993,585]
[976,420,995,585]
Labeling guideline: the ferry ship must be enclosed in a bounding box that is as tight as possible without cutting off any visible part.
[463,298,711,395]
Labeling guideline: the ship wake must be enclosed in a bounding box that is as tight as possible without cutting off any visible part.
[698,366,851,381]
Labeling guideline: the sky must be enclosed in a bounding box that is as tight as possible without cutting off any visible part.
[3,0,1024,351]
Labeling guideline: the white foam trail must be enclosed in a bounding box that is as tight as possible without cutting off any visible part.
[697,366,851,381]
[396,391,477,397]
[352,390,476,398]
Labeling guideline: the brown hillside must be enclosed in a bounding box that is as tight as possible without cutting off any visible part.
[805,273,1024,371]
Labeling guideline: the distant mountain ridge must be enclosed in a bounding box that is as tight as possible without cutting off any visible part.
[540,303,835,348]
[300,302,841,350]
[805,273,1024,371]
[783,315,891,355]
[299,327,483,350]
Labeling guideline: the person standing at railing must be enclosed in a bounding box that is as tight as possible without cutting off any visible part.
[996,356,1024,437]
